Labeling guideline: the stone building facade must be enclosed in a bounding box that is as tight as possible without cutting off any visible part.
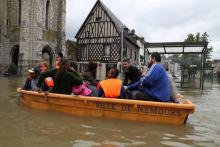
[0,0,66,74]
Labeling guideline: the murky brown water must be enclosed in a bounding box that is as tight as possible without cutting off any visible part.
[0,76,220,147]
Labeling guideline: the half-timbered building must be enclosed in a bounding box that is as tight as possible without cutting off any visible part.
[75,0,140,80]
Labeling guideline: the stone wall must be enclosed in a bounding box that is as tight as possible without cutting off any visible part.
[0,0,66,75]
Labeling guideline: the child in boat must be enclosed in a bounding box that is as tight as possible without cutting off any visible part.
[39,62,54,91]
[81,62,98,96]
[37,59,83,95]
[23,67,39,91]
[69,61,92,96]
[98,67,125,98]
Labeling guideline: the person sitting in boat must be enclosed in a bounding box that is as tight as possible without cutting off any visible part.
[122,58,140,86]
[139,65,148,77]
[38,62,54,91]
[163,64,183,103]
[68,61,92,96]
[37,59,83,95]
[55,51,63,69]
[126,52,171,102]
[98,67,125,98]
[81,62,98,96]
[23,67,39,91]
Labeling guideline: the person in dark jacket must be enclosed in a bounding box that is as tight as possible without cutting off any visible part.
[37,59,83,94]
[127,52,171,102]
[122,59,140,86]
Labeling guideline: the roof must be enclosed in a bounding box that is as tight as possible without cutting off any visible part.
[75,0,126,38]
[99,1,126,32]
[145,42,208,54]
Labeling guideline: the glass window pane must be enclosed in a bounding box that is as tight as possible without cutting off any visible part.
[104,45,110,56]
[147,47,164,53]
[184,47,204,52]
[165,47,183,53]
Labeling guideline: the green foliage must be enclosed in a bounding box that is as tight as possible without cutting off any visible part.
[185,32,212,65]
[8,63,17,74]
[170,32,213,67]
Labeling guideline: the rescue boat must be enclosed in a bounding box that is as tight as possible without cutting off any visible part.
[17,88,195,125]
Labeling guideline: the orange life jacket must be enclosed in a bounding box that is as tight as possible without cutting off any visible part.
[44,77,54,88]
[100,79,122,98]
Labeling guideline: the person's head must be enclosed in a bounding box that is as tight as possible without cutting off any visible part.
[148,52,161,68]
[163,64,169,71]
[39,62,48,73]
[139,66,147,75]
[57,51,63,59]
[28,67,39,79]
[69,61,78,72]
[60,59,69,72]
[56,52,63,63]
[122,58,131,70]
[107,67,119,79]
[87,62,98,78]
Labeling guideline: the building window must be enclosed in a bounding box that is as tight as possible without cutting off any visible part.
[134,51,137,61]
[81,46,87,58]
[104,45,111,57]
[45,0,50,29]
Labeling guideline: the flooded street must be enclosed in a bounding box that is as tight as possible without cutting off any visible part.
[0,76,220,147]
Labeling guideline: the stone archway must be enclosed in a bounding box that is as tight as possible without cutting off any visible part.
[10,45,19,67]
[42,45,54,69]
[8,45,19,74]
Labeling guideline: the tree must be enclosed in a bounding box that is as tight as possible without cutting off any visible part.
[185,32,213,66]
[169,32,213,67]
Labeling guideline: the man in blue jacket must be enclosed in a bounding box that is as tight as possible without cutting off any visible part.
[127,52,171,102]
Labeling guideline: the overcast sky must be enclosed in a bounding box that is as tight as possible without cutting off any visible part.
[66,0,220,59]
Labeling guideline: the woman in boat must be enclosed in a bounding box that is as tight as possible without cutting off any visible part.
[37,59,83,95]
[38,62,54,91]
[81,62,98,96]
[98,67,125,98]
[139,66,148,77]
[55,51,63,69]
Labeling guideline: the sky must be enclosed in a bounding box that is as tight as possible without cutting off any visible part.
[66,0,220,59]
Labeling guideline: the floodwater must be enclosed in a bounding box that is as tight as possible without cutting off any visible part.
[0,76,220,147]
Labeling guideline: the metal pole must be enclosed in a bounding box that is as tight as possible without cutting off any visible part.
[200,54,202,88]
[120,26,124,79]
[202,53,204,90]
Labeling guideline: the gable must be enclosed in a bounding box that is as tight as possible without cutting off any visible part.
[76,1,121,39]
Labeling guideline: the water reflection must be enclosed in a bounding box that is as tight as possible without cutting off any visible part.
[0,76,220,147]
